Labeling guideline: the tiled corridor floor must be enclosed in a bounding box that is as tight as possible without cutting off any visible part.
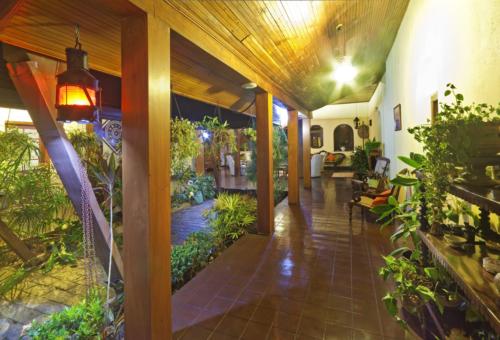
[172,178,416,339]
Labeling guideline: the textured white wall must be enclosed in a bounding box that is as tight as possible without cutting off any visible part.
[377,0,500,176]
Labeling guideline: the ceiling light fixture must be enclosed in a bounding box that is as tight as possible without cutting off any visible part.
[241,82,257,90]
[332,57,357,84]
[331,23,357,85]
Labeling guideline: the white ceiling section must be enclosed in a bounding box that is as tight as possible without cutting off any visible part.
[312,102,369,119]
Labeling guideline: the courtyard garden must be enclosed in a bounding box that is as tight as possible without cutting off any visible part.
[0,108,290,338]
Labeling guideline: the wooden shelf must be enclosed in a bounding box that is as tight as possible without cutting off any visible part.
[449,184,500,215]
[418,230,500,333]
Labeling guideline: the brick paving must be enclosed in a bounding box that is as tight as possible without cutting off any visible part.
[172,200,214,245]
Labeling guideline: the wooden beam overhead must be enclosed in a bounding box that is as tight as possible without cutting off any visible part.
[121,12,172,339]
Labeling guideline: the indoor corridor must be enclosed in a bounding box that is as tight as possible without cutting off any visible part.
[172,178,412,340]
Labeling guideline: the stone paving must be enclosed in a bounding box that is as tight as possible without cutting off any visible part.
[0,260,106,339]
[171,200,214,245]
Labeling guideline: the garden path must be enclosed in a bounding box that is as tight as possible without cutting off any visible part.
[171,200,214,245]
[0,260,107,339]
[171,177,416,339]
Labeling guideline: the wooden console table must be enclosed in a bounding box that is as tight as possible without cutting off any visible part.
[418,231,500,333]
[418,183,500,334]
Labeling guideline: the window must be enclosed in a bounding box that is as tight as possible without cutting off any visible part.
[310,125,323,148]
[5,121,47,165]
[334,124,354,151]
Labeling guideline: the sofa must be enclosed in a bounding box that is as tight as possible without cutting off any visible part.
[320,151,346,170]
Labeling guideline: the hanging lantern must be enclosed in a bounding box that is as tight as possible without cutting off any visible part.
[353,116,360,129]
[56,26,100,123]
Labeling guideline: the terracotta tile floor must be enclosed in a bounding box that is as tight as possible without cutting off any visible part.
[172,177,416,339]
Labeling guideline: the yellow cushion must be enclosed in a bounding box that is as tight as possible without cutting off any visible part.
[359,196,374,208]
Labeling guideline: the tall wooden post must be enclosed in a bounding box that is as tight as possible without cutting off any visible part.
[195,131,205,175]
[234,129,241,176]
[302,117,311,189]
[122,13,171,339]
[256,92,274,234]
[287,110,299,204]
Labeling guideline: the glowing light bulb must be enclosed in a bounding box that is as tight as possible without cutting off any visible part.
[332,58,358,84]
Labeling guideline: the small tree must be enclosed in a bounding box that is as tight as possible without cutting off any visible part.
[171,118,199,179]
[199,116,236,189]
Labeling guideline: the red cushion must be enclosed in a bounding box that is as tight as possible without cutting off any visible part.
[377,189,392,197]
[326,154,336,162]
[372,196,388,206]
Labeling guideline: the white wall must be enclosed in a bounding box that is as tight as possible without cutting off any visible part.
[0,107,31,131]
[310,118,365,166]
[377,0,500,176]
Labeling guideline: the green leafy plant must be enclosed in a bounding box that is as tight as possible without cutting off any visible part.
[199,116,236,188]
[67,129,102,168]
[0,130,70,237]
[408,84,500,224]
[364,138,381,158]
[173,173,216,206]
[351,146,369,176]
[27,293,106,339]
[203,193,257,248]
[171,232,215,290]
[379,255,437,327]
[245,125,288,202]
[171,118,199,178]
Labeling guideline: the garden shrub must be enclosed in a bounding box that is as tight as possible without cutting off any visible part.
[173,173,216,206]
[203,193,257,248]
[171,193,257,290]
[0,129,70,237]
[27,293,105,340]
[171,232,215,290]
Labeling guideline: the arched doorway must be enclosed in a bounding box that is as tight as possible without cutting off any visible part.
[334,124,354,151]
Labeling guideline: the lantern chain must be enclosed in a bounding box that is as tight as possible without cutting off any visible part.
[80,161,97,294]
[74,24,82,50]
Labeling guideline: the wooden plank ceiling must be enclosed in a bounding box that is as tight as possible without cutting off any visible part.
[0,0,408,111]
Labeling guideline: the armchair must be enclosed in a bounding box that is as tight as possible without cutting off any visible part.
[348,168,408,222]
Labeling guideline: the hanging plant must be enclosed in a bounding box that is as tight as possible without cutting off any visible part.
[199,116,236,189]
[171,118,199,179]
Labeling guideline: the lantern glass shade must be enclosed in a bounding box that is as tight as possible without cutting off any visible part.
[57,85,96,106]
[55,47,100,123]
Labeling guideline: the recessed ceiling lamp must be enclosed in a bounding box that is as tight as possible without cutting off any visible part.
[331,23,357,85]
[55,25,100,123]
[241,82,257,90]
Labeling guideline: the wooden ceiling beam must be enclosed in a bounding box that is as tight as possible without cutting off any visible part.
[0,0,25,32]
[125,0,310,115]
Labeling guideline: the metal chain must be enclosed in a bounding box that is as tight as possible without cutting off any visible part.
[74,24,82,50]
[80,161,97,294]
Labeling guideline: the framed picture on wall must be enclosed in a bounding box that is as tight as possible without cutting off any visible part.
[393,104,402,131]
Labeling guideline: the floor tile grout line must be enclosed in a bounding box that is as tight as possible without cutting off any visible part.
[362,219,385,338]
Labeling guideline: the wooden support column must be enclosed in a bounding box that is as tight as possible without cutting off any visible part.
[122,13,171,339]
[302,117,312,189]
[195,131,205,175]
[0,219,36,262]
[234,129,241,176]
[256,92,274,234]
[287,110,299,204]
